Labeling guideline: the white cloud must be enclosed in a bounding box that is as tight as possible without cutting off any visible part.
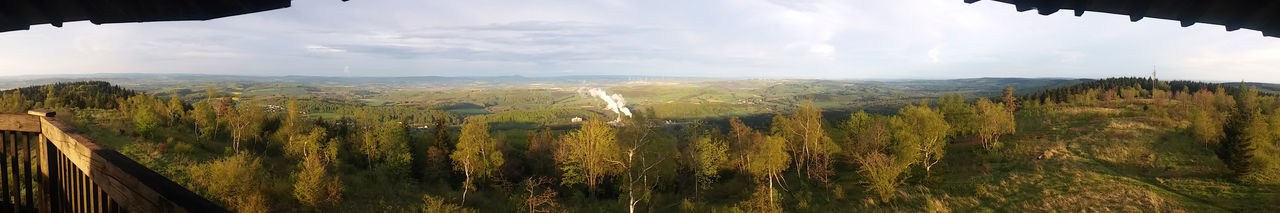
[928,46,942,63]
[306,45,346,53]
[809,43,834,57]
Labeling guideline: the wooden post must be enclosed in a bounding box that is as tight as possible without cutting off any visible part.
[29,110,52,213]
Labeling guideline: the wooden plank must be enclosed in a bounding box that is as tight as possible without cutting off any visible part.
[22,132,32,209]
[21,133,30,210]
[9,129,18,213]
[25,110,53,118]
[0,114,39,133]
[60,154,67,213]
[1,131,10,205]
[74,168,80,213]
[37,131,50,213]
[40,118,93,175]
[88,180,96,213]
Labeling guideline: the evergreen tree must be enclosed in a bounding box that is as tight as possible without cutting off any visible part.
[1219,84,1279,183]
[1002,85,1018,113]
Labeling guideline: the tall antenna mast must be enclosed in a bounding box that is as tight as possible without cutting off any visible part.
[1151,66,1157,95]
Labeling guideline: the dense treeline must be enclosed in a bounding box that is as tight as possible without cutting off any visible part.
[483,108,598,124]
[336,105,457,125]
[0,81,136,112]
[383,89,575,109]
[1019,77,1269,105]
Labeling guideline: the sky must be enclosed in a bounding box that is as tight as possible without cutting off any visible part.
[1,0,1278,82]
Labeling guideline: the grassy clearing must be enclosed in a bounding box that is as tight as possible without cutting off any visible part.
[911,104,1278,212]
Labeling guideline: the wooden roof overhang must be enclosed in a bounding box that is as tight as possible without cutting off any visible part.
[966,0,1280,37]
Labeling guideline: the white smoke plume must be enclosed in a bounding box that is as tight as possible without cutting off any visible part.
[583,88,633,122]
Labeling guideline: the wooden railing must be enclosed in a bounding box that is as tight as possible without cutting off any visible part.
[0,110,226,213]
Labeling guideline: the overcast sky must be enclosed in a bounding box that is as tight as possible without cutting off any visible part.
[1,0,1277,82]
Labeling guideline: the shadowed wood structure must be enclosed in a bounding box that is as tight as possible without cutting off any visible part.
[0,0,294,32]
[966,0,1280,37]
[0,1,337,211]
[0,110,227,213]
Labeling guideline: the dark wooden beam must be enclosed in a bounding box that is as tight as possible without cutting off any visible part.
[1225,0,1271,31]
[0,0,30,30]
[1015,0,1036,12]
[27,0,63,27]
[1037,0,1065,15]
[1176,0,1211,27]
[1258,3,1280,36]
[1127,0,1154,22]
[1072,0,1089,16]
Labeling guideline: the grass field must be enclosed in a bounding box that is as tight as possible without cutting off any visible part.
[867,104,1280,212]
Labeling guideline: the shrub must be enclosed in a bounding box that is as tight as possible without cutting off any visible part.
[420,195,472,213]
[857,152,909,203]
[189,154,271,212]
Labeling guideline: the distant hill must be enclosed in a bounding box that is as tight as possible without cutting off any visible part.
[874,77,1092,97]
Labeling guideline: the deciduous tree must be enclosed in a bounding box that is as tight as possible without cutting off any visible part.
[0,91,33,113]
[786,101,838,182]
[844,111,890,163]
[192,100,219,141]
[451,116,504,204]
[168,95,185,121]
[974,98,1015,150]
[938,94,976,136]
[614,110,678,213]
[363,121,413,178]
[691,136,727,193]
[856,151,909,203]
[890,100,950,177]
[133,102,160,136]
[556,118,622,193]
[743,135,790,208]
[294,147,344,209]
[229,104,265,153]
[189,154,271,213]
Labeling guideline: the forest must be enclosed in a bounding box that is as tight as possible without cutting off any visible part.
[0,77,1278,212]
